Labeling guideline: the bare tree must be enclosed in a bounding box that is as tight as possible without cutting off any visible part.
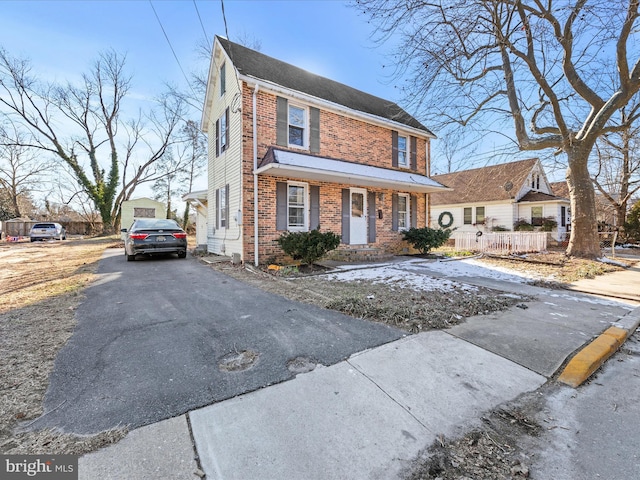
[591,106,640,236]
[0,48,186,233]
[151,148,182,219]
[356,0,640,257]
[0,123,52,218]
[175,120,206,228]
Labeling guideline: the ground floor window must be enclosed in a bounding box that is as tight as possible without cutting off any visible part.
[287,182,307,230]
[475,206,485,225]
[531,206,543,226]
[397,193,409,230]
[463,207,472,225]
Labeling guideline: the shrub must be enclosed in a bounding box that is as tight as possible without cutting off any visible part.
[541,216,558,232]
[402,227,453,254]
[624,200,640,242]
[514,219,534,231]
[276,229,341,265]
[491,225,510,232]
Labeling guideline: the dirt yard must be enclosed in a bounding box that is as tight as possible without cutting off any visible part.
[0,237,635,463]
[0,237,126,455]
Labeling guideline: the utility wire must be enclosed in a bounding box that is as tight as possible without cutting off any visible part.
[148,0,201,108]
[193,0,211,47]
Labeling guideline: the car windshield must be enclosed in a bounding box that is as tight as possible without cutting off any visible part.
[133,219,180,230]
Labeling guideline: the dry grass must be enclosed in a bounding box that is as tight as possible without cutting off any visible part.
[0,237,127,454]
[204,261,530,333]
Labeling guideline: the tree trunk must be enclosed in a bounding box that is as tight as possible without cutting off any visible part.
[566,149,600,258]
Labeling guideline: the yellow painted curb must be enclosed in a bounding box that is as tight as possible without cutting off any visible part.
[558,326,629,388]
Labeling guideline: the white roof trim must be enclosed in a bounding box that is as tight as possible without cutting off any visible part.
[255,149,449,193]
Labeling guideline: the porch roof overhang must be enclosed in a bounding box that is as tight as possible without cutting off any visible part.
[255,148,450,194]
[182,190,208,209]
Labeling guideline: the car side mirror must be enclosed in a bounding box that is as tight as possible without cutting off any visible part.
[120,228,128,233]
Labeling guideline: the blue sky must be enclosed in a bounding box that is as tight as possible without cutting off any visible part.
[1,0,541,203]
[1,1,398,110]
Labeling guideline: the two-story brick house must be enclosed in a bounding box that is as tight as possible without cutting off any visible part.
[202,36,447,265]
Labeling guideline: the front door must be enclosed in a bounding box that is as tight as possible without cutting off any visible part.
[349,188,367,245]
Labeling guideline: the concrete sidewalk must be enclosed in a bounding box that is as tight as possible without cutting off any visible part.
[78,259,640,480]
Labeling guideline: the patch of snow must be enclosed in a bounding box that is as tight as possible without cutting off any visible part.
[597,256,628,267]
[323,265,477,293]
[402,258,545,283]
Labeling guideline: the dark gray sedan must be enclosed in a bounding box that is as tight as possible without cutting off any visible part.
[121,218,188,261]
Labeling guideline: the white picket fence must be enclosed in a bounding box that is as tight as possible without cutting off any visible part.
[454,232,547,254]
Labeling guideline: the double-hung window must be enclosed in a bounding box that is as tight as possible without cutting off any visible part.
[287,182,307,230]
[463,207,472,225]
[397,194,410,230]
[288,104,306,147]
[216,108,230,156]
[397,135,408,167]
[531,206,543,226]
[475,206,485,225]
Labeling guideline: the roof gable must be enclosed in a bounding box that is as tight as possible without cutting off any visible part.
[215,36,433,135]
[430,159,540,205]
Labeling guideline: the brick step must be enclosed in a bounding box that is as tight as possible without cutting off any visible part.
[325,247,394,263]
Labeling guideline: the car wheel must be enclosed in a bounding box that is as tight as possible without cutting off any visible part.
[178,251,187,259]
[126,254,136,261]
[30,238,35,242]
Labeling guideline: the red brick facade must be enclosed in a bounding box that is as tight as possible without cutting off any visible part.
[239,84,432,264]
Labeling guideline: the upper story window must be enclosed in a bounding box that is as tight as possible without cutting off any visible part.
[397,135,408,167]
[392,131,416,170]
[288,104,306,147]
[531,173,540,190]
[216,107,230,156]
[220,62,226,97]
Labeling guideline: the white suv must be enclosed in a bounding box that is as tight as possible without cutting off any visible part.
[29,223,67,241]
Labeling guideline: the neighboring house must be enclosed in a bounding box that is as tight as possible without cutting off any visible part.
[201,36,448,265]
[120,198,165,232]
[182,190,208,248]
[430,159,570,241]
[551,181,619,229]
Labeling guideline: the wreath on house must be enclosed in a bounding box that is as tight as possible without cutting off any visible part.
[438,211,454,228]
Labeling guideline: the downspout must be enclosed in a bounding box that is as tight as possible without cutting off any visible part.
[253,84,259,266]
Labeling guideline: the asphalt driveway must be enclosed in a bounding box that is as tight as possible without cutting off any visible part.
[29,250,403,434]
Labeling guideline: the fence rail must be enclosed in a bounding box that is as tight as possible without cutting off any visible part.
[454,232,547,255]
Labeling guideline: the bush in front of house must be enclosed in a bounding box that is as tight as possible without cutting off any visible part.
[541,216,558,232]
[276,229,341,265]
[402,227,453,254]
[491,225,510,232]
[514,219,534,231]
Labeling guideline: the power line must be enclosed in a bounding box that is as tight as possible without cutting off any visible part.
[148,0,200,106]
[193,0,211,47]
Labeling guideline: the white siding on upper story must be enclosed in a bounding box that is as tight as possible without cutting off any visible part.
[206,49,244,259]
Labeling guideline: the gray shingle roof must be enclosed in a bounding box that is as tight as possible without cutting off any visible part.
[217,36,432,135]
